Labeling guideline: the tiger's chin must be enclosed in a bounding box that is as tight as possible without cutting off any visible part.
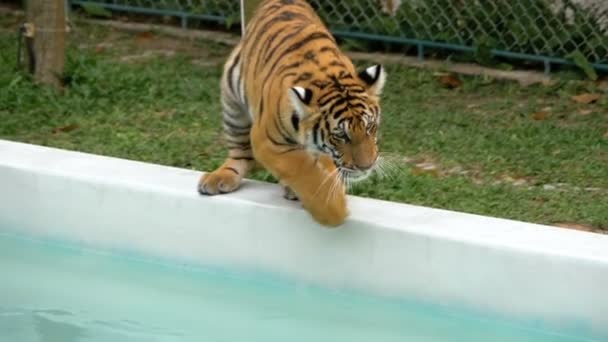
[340,169,373,183]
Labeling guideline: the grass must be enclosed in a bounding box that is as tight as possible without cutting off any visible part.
[1,14,607,230]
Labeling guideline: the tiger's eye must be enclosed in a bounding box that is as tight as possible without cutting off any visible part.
[335,131,349,141]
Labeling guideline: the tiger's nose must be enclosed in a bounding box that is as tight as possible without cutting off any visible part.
[355,162,374,171]
[354,155,378,171]
[354,161,375,171]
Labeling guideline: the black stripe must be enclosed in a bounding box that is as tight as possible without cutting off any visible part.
[339,73,353,80]
[227,53,240,95]
[291,113,300,131]
[226,140,251,149]
[311,80,329,89]
[304,50,316,60]
[350,102,367,110]
[329,60,346,68]
[318,93,341,107]
[328,98,347,114]
[263,32,333,86]
[257,98,264,120]
[277,147,301,154]
[253,12,308,73]
[279,72,298,87]
[230,156,254,161]
[319,46,338,54]
[266,127,296,147]
[312,122,320,146]
[275,112,293,140]
[261,62,302,95]
[224,167,240,175]
[254,29,284,74]
[345,87,366,94]
[223,118,251,131]
[261,25,305,67]
[332,106,348,119]
[294,72,313,84]
[244,3,283,38]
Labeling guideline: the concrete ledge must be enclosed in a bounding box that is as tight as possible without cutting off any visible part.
[1,139,607,339]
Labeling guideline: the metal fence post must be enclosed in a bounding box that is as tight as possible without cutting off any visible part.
[241,0,263,35]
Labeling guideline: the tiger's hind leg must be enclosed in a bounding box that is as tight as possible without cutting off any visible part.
[198,50,254,195]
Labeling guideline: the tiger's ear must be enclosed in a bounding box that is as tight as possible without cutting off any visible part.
[358,65,386,96]
[289,86,313,119]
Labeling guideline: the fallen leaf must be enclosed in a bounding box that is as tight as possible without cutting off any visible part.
[555,223,596,232]
[136,31,154,40]
[571,93,601,104]
[438,74,462,89]
[543,184,557,190]
[52,124,80,134]
[578,109,593,116]
[512,178,527,186]
[531,111,549,121]
[411,166,440,178]
[94,44,105,54]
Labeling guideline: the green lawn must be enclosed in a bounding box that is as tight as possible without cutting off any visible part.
[1,15,607,231]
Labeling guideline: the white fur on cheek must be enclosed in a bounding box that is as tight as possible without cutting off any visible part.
[289,87,309,119]
[370,66,387,96]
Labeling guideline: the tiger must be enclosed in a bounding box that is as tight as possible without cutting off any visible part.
[197,0,386,227]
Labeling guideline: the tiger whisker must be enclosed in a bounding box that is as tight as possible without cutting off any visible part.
[325,172,341,206]
[314,167,340,199]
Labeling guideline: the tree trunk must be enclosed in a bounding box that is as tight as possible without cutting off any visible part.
[25,0,66,89]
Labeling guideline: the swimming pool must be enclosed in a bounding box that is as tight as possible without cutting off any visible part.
[0,233,584,341]
[1,139,607,341]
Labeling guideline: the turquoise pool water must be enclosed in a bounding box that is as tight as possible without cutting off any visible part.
[0,233,585,342]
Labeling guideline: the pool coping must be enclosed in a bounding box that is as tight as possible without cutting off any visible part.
[1,139,607,339]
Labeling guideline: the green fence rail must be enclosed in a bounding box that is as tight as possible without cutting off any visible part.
[70,0,608,73]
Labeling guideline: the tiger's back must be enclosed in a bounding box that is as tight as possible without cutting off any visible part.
[199,0,386,227]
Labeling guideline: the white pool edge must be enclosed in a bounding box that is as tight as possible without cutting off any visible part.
[1,139,607,339]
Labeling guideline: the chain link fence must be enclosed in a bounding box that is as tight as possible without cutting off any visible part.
[70,0,608,73]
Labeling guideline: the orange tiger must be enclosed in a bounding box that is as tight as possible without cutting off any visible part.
[198,0,386,227]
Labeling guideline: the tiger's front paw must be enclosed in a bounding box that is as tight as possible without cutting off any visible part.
[304,192,349,227]
[198,169,241,195]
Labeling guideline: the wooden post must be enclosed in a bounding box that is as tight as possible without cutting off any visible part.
[25,0,66,88]
[240,0,263,35]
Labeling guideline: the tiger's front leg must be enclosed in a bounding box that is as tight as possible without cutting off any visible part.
[280,154,336,202]
[255,143,348,227]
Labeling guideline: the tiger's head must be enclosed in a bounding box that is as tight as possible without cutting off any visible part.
[289,64,386,183]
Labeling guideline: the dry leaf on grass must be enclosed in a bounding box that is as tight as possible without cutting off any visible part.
[578,109,593,116]
[571,93,601,104]
[438,74,462,89]
[411,166,440,178]
[52,124,80,134]
[555,222,596,232]
[135,31,154,40]
[531,111,549,121]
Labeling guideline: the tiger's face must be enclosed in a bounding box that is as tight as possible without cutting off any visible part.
[290,65,386,183]
[328,106,380,182]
